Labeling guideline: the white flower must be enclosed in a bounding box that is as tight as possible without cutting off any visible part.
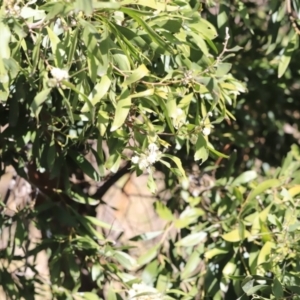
[138,156,149,171]
[148,143,159,152]
[175,108,183,116]
[147,152,159,164]
[128,283,163,300]
[172,108,186,129]
[202,126,211,136]
[131,155,140,164]
[131,143,162,171]
[50,67,69,82]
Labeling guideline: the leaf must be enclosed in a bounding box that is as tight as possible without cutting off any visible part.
[68,191,100,206]
[288,286,300,295]
[122,64,149,86]
[273,278,283,299]
[216,63,232,76]
[222,228,250,242]
[257,241,274,266]
[46,26,62,66]
[231,171,257,186]
[246,179,280,203]
[244,284,269,296]
[107,154,122,173]
[162,154,187,179]
[31,88,52,116]
[154,202,174,221]
[181,250,202,279]
[93,2,121,9]
[98,110,110,136]
[75,0,93,15]
[278,33,298,78]
[147,173,157,194]
[82,292,101,300]
[223,261,236,276]
[114,251,138,270]
[189,17,218,40]
[81,76,111,112]
[194,134,209,163]
[20,7,45,19]
[121,7,173,53]
[288,185,300,197]
[175,231,207,247]
[110,88,131,131]
[138,245,160,265]
[205,248,228,259]
[69,151,100,181]
[178,93,193,109]
[0,22,11,59]
[84,216,120,231]
[120,0,179,11]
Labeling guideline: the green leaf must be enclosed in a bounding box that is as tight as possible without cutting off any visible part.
[244,284,269,296]
[68,191,100,206]
[216,63,232,76]
[175,231,207,247]
[69,151,100,181]
[46,26,63,66]
[106,154,121,173]
[204,248,228,259]
[222,228,250,242]
[94,2,120,9]
[257,241,274,266]
[75,0,93,15]
[98,110,110,136]
[189,17,218,40]
[82,292,101,300]
[288,286,300,295]
[138,245,160,265]
[194,134,209,163]
[110,88,131,131]
[246,179,281,203]
[81,75,111,112]
[147,173,157,194]
[121,7,173,53]
[84,216,120,231]
[106,287,117,300]
[122,64,149,86]
[120,0,179,11]
[31,88,52,116]
[161,154,187,179]
[278,33,298,78]
[0,22,11,59]
[154,202,174,221]
[114,251,138,270]
[231,171,257,186]
[272,278,283,299]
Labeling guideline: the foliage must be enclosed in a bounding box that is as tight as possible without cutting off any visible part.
[1,0,300,299]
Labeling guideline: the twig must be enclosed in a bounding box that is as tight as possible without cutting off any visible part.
[216,27,230,63]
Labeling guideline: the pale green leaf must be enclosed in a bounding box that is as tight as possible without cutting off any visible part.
[278,33,298,78]
[246,179,281,203]
[222,228,250,242]
[175,231,207,247]
[110,88,131,131]
[122,64,149,86]
[194,135,209,163]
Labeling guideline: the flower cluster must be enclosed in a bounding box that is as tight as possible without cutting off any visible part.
[172,107,186,129]
[5,0,21,17]
[128,283,164,300]
[202,126,211,136]
[131,143,162,172]
[50,67,69,83]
